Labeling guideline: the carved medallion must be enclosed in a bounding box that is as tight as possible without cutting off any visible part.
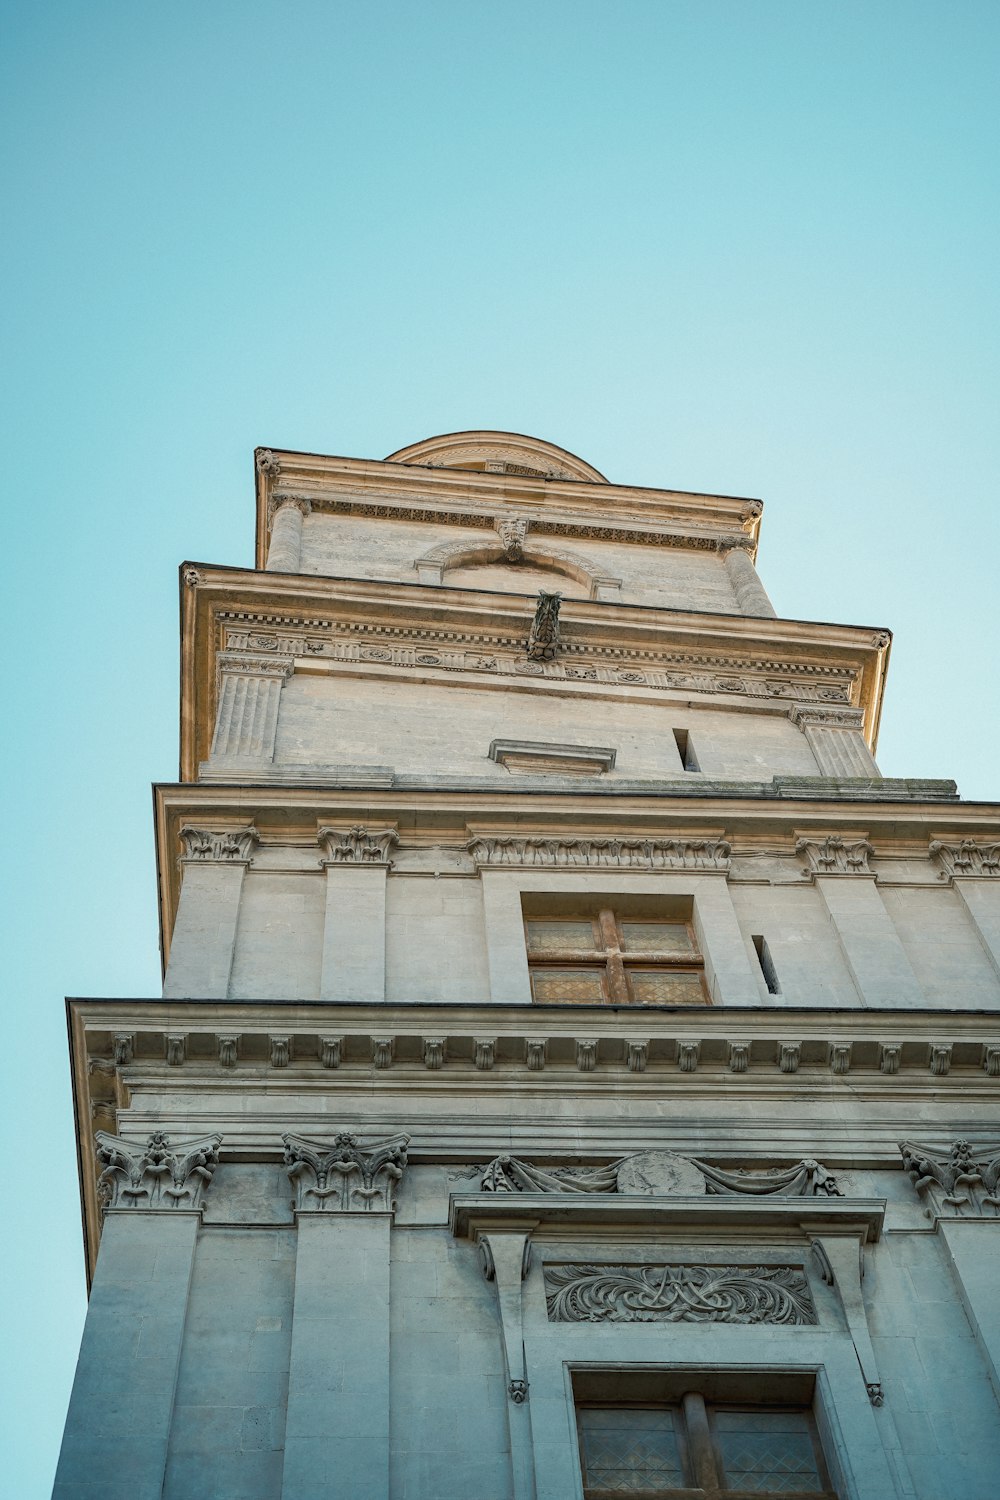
[615,1150,707,1196]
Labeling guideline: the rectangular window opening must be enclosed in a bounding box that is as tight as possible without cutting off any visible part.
[522,895,709,1008]
[573,1371,836,1499]
[673,728,700,773]
[752,934,781,995]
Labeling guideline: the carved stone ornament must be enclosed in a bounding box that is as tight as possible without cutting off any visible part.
[95,1129,222,1212]
[317,825,399,866]
[795,835,874,877]
[929,840,1000,879]
[179,824,259,864]
[474,1038,496,1071]
[480,1150,842,1199]
[544,1262,816,1325]
[900,1140,1000,1219]
[466,835,731,871]
[495,516,529,562]
[255,447,281,477]
[790,704,867,732]
[526,590,561,660]
[284,1131,410,1214]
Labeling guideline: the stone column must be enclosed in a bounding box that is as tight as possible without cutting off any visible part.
[281,1132,409,1500]
[791,705,880,777]
[208,653,293,766]
[929,842,1000,980]
[720,538,776,617]
[796,838,921,1007]
[265,496,311,572]
[162,826,258,999]
[317,826,397,1002]
[53,1131,222,1500]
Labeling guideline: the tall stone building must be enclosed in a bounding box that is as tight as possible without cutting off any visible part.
[57,431,1000,1500]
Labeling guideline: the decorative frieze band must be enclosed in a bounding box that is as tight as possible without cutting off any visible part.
[544,1262,816,1325]
[95,1130,222,1211]
[929,840,1000,879]
[479,1150,843,1199]
[179,825,259,864]
[218,614,858,707]
[466,835,732,871]
[283,1131,410,1214]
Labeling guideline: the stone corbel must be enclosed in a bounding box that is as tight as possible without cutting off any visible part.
[480,1232,533,1404]
[810,1236,883,1405]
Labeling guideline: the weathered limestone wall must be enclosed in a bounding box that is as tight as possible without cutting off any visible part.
[297,513,744,614]
[160,848,1000,1010]
[272,675,821,782]
[61,1160,1000,1500]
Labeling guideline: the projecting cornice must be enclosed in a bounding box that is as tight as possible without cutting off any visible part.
[252,444,764,571]
[179,564,891,782]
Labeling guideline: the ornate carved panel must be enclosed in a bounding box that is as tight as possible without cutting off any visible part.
[544,1262,816,1325]
[466,835,731,870]
[929,840,1000,878]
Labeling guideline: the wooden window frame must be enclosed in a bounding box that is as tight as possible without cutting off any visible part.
[576,1392,837,1500]
[525,906,708,1006]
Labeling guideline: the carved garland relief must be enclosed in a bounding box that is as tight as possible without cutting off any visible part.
[544,1262,817,1325]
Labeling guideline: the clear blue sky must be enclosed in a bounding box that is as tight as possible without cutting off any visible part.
[2,3,998,1493]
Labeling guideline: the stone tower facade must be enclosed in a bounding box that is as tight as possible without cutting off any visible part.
[57,431,1000,1500]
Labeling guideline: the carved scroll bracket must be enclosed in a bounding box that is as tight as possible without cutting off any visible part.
[480,1232,532,1404]
[811,1235,883,1406]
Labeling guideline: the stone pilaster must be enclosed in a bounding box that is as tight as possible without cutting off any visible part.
[53,1132,221,1500]
[719,538,776,617]
[317,826,397,1002]
[281,1133,408,1500]
[796,837,921,1007]
[791,705,880,777]
[265,495,311,572]
[209,652,293,764]
[162,826,258,999]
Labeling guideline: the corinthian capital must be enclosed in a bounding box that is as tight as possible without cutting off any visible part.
[283,1131,410,1214]
[179,825,259,864]
[95,1129,222,1211]
[317,825,398,866]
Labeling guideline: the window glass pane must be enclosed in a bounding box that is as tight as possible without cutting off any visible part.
[531,968,607,1003]
[526,919,599,954]
[715,1410,822,1495]
[578,1407,686,1494]
[619,921,695,954]
[628,970,708,1005]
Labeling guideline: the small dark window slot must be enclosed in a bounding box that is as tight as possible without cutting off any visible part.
[673,728,700,772]
[752,934,781,994]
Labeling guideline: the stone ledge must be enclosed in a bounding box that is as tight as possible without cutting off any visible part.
[449,1192,886,1242]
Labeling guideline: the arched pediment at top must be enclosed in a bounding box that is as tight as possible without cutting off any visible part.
[385,429,607,484]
